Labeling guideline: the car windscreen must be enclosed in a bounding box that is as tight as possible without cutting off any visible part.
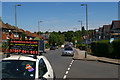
[2,60,36,79]
[64,47,73,51]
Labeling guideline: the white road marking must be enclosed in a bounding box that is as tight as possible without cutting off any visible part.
[63,75,67,79]
[67,67,70,71]
[72,60,74,63]
[69,64,72,67]
[65,71,69,74]
[63,60,75,79]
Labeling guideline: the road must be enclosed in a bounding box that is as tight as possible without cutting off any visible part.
[43,48,118,79]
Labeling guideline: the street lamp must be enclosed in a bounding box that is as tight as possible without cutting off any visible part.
[78,20,83,46]
[81,4,88,58]
[15,4,21,39]
[38,21,43,38]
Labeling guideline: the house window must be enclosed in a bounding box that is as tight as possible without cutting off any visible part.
[14,33,19,37]
[25,36,27,38]
[9,30,11,32]
[7,36,9,39]
[29,37,32,40]
[6,30,8,34]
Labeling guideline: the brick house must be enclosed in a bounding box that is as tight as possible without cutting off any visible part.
[1,22,24,41]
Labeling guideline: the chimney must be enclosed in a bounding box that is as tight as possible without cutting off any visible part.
[34,32,36,34]
[6,23,8,26]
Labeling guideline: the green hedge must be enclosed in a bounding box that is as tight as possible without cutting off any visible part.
[45,43,50,49]
[91,40,113,57]
[76,44,86,50]
[91,39,120,58]
[112,39,120,58]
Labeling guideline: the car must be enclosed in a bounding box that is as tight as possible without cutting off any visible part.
[55,46,58,49]
[61,45,64,49]
[50,46,56,50]
[64,44,69,48]
[2,54,55,80]
[62,46,74,56]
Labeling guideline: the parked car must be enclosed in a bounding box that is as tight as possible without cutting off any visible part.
[64,44,69,48]
[55,46,58,49]
[50,46,56,50]
[61,45,64,48]
[62,46,74,56]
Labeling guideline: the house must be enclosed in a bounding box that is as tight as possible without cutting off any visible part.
[1,22,24,41]
[98,27,103,40]
[110,20,120,39]
[102,25,111,40]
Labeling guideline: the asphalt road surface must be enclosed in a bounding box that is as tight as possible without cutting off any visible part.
[43,48,119,79]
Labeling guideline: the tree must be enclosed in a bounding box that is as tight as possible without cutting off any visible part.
[34,37,40,40]
[37,31,43,35]
[48,33,58,46]
[58,35,65,45]
[22,33,25,40]
[82,26,87,36]
[58,31,61,35]
[64,31,74,42]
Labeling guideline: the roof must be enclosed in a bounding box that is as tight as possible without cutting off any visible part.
[99,27,103,32]
[24,31,34,37]
[5,23,16,30]
[13,27,23,33]
[2,55,44,61]
[1,22,7,29]
[111,20,120,29]
[103,25,111,32]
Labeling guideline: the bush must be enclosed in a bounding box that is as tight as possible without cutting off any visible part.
[76,44,86,50]
[112,39,120,58]
[45,43,50,49]
[91,40,113,57]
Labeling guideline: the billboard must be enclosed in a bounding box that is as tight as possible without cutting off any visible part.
[9,40,39,55]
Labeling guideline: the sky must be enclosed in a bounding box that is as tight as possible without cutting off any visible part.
[2,2,118,33]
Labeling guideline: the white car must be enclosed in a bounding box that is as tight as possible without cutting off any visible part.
[2,54,55,80]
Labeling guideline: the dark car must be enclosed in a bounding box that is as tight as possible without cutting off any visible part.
[64,44,69,48]
[55,46,58,49]
[50,46,56,50]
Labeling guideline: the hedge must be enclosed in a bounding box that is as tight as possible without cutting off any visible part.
[91,40,114,58]
[112,39,120,58]
[76,44,86,50]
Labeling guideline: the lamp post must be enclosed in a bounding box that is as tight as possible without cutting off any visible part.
[38,21,43,39]
[81,4,88,58]
[78,20,83,47]
[15,4,21,40]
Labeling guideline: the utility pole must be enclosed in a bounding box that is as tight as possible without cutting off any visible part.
[81,4,88,58]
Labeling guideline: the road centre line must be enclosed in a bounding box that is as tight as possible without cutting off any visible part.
[63,60,74,79]
[65,71,69,74]
[67,67,70,71]
[63,75,67,79]
[69,64,72,67]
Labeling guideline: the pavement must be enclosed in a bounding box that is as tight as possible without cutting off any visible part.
[73,48,120,65]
